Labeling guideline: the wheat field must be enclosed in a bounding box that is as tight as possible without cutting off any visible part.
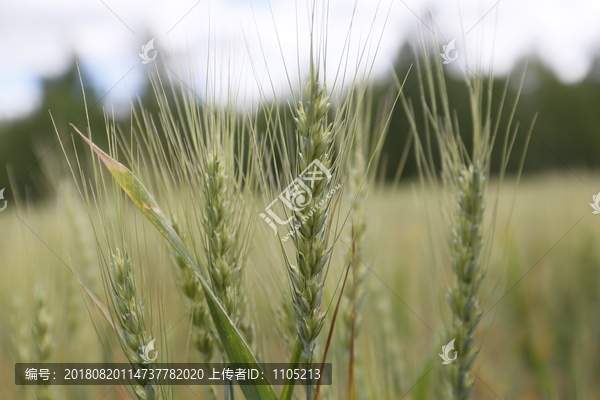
[0,2,598,398]
[1,168,598,399]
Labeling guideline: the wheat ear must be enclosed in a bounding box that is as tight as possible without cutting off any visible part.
[342,146,369,344]
[109,248,159,400]
[33,290,54,400]
[32,291,54,364]
[446,161,485,400]
[288,69,334,361]
[172,220,214,362]
[201,154,253,347]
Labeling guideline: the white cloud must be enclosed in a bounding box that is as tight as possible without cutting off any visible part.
[0,0,599,119]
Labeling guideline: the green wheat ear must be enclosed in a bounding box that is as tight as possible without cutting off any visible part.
[201,153,253,348]
[32,290,55,400]
[172,220,214,362]
[445,162,485,399]
[109,248,159,400]
[288,68,333,362]
[402,34,533,399]
[32,291,54,364]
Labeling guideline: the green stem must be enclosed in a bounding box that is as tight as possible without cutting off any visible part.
[305,371,313,400]
[224,356,234,400]
[225,380,234,400]
[280,340,303,400]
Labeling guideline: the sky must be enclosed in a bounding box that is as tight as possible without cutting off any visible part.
[1,0,599,120]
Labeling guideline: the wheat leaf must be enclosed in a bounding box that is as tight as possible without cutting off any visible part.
[74,126,277,400]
